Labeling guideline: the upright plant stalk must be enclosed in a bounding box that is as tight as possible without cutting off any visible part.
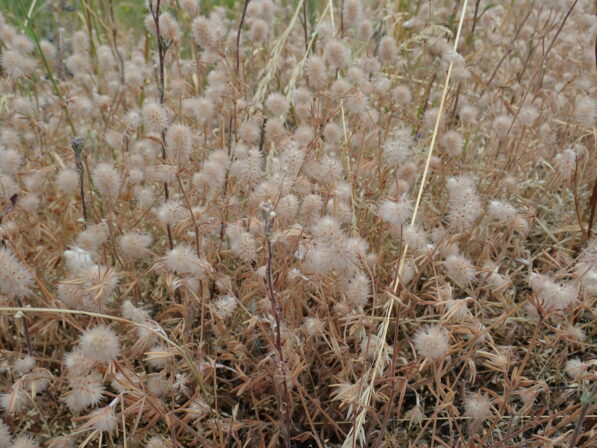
[148,0,174,251]
[587,176,597,239]
[262,203,292,448]
[218,0,250,254]
[236,0,251,74]
[108,0,125,83]
[71,138,88,224]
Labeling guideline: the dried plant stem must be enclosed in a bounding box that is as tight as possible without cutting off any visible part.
[470,0,482,36]
[108,0,125,83]
[587,175,597,239]
[568,382,597,448]
[572,157,588,239]
[217,115,235,256]
[149,0,174,251]
[15,299,32,354]
[72,138,89,224]
[216,0,250,254]
[236,0,251,74]
[263,209,292,448]
[302,0,309,50]
[176,174,201,257]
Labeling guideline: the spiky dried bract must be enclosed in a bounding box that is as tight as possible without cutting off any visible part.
[79,326,120,362]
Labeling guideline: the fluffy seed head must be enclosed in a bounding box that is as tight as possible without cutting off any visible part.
[564,358,587,380]
[192,16,224,50]
[265,92,290,116]
[213,294,238,319]
[165,123,193,164]
[14,356,35,375]
[0,247,33,298]
[446,176,481,232]
[118,232,153,259]
[378,36,397,63]
[574,97,596,128]
[11,435,39,448]
[488,200,517,221]
[56,169,79,195]
[250,19,268,43]
[0,148,22,175]
[307,55,327,89]
[464,393,493,421]
[92,163,121,198]
[413,325,450,360]
[88,406,118,433]
[343,0,362,27]
[445,254,476,287]
[440,130,464,157]
[378,196,414,229]
[325,39,349,69]
[142,101,169,132]
[79,326,120,362]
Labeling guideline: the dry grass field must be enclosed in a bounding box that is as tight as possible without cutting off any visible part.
[0,0,595,447]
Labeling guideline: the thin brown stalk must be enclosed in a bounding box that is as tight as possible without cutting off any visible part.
[149,0,175,251]
[262,205,292,448]
[587,176,597,239]
[236,0,251,74]
[568,382,597,448]
[72,137,88,224]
